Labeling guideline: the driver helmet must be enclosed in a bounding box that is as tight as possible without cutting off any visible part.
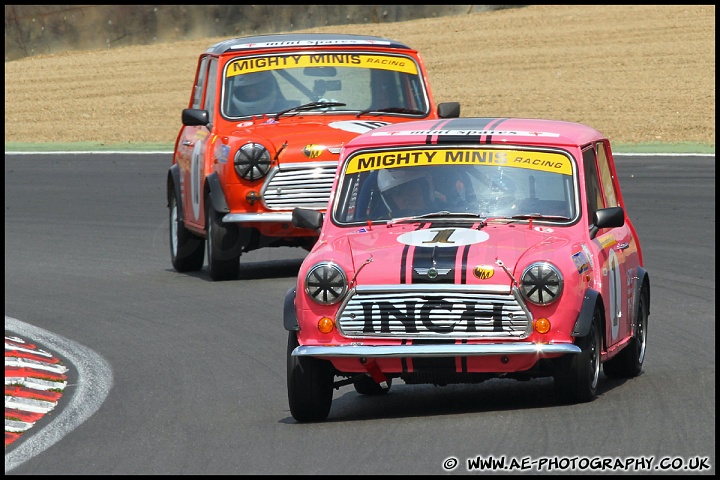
[377,167,433,214]
[230,71,277,115]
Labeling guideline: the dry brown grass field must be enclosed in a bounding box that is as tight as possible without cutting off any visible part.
[3,5,715,151]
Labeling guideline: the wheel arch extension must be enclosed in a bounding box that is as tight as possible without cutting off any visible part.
[571,288,602,338]
[167,164,183,220]
[633,266,650,328]
[168,166,230,218]
[205,172,230,214]
[284,287,299,331]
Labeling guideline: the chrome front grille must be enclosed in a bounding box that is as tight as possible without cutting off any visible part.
[261,161,338,210]
[336,285,532,340]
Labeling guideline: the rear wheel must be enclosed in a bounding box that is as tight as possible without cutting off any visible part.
[554,308,601,403]
[603,291,648,378]
[206,203,240,281]
[169,194,204,272]
[287,332,334,422]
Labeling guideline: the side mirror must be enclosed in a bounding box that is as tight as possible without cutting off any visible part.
[181,108,209,127]
[292,208,323,230]
[589,206,625,239]
[437,102,460,118]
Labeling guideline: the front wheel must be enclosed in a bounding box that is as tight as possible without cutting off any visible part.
[169,194,204,272]
[554,309,601,403]
[206,203,240,281]
[287,332,334,422]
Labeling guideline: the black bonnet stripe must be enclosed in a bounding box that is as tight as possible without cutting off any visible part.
[425,118,457,144]
[483,117,509,144]
[432,117,500,144]
[460,244,471,284]
[400,243,411,283]
[410,242,459,284]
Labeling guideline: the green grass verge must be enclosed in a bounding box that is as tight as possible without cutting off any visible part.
[4,141,715,154]
[4,142,174,152]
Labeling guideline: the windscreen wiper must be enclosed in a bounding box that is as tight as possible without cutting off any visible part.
[356,106,425,117]
[510,213,571,221]
[276,100,347,117]
[388,211,485,225]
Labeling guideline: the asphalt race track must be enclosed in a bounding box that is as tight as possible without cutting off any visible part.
[4,152,715,475]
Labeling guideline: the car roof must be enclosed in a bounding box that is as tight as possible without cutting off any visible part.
[205,33,412,55]
[346,117,607,150]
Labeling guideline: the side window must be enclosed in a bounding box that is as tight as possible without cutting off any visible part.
[192,57,209,109]
[582,147,604,225]
[596,141,618,207]
[203,58,217,120]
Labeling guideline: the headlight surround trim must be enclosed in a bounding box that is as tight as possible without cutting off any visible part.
[520,262,564,306]
[305,261,348,305]
[234,142,271,181]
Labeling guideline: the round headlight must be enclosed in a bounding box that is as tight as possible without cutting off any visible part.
[305,262,348,305]
[520,262,563,306]
[234,142,271,181]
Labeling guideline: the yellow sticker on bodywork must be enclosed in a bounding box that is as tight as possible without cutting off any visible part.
[227,54,418,76]
[345,149,572,175]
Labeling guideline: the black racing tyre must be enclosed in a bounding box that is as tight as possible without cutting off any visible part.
[554,308,601,403]
[206,203,240,281]
[286,331,334,422]
[354,374,392,395]
[169,194,204,272]
[603,290,648,378]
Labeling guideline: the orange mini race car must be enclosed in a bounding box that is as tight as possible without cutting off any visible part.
[167,33,459,280]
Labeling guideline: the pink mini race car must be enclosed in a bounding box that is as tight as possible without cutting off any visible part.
[284,117,650,422]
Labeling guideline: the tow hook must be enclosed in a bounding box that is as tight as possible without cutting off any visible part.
[360,357,388,389]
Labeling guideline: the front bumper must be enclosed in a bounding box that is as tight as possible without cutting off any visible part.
[223,212,295,223]
[292,342,581,358]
